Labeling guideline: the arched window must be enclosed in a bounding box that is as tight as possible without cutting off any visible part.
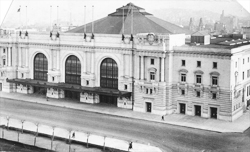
[100,58,118,89]
[65,55,81,85]
[34,53,48,81]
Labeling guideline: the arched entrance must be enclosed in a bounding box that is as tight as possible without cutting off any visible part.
[33,53,48,94]
[64,55,81,100]
[100,58,118,105]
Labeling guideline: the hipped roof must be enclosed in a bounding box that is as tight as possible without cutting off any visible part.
[67,3,191,35]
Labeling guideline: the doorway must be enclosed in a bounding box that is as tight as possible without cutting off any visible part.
[65,90,80,100]
[146,102,152,113]
[194,105,201,116]
[179,103,186,114]
[34,86,46,95]
[100,95,117,105]
[210,107,217,119]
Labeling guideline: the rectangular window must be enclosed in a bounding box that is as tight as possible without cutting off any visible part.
[196,75,202,84]
[3,59,6,66]
[146,88,149,94]
[213,62,217,69]
[243,72,244,80]
[212,93,217,99]
[196,91,201,97]
[181,74,186,82]
[197,61,201,67]
[52,77,55,81]
[150,59,154,65]
[150,72,155,80]
[243,59,245,64]
[182,60,185,66]
[150,89,153,94]
[86,80,89,85]
[248,57,249,63]
[22,73,24,78]
[235,62,237,68]
[124,84,127,90]
[181,89,185,95]
[3,49,5,53]
[212,76,218,85]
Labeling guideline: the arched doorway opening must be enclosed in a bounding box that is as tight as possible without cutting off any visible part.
[64,55,81,100]
[100,58,118,105]
[33,53,48,94]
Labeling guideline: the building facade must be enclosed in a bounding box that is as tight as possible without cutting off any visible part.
[0,3,250,122]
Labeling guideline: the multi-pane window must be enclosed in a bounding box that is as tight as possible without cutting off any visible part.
[243,72,244,80]
[212,93,217,99]
[150,72,155,80]
[100,58,118,89]
[3,48,5,53]
[181,74,186,82]
[212,76,218,85]
[124,84,127,90]
[65,55,81,85]
[181,89,185,95]
[243,59,245,64]
[34,53,48,81]
[197,61,201,67]
[196,75,202,84]
[151,59,154,65]
[196,91,201,97]
[3,59,6,66]
[213,62,217,69]
[182,60,185,66]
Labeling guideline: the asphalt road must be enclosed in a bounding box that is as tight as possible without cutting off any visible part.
[0,98,250,152]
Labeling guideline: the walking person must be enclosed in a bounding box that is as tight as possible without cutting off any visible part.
[46,96,49,101]
[161,115,164,121]
[72,132,75,138]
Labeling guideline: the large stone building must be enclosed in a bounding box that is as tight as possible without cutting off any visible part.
[0,3,250,121]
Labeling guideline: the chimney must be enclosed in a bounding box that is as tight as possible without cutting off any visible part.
[198,18,204,31]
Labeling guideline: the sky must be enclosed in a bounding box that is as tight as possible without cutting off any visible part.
[0,0,250,28]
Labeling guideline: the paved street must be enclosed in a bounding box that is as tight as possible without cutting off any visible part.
[0,98,250,152]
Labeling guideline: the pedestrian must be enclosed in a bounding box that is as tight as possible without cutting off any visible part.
[72,132,75,138]
[161,115,164,121]
[46,96,49,101]
[128,142,133,151]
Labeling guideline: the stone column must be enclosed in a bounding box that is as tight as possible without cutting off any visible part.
[25,48,28,67]
[56,50,60,70]
[141,56,144,80]
[8,47,11,66]
[19,48,22,67]
[161,57,165,82]
[83,51,86,73]
[91,51,94,73]
[123,54,126,76]
[130,53,133,78]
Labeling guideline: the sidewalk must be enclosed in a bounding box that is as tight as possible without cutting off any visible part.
[1,92,250,133]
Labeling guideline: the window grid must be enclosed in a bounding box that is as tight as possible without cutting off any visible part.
[100,58,118,89]
[150,72,155,80]
[196,75,202,84]
[182,60,185,66]
[197,61,201,67]
[212,76,218,85]
[65,55,81,85]
[34,53,48,81]
[181,74,186,82]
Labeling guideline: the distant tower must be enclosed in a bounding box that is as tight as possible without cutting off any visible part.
[198,18,204,31]
[189,18,195,31]
[220,10,224,22]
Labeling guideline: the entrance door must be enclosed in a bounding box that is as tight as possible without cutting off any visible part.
[210,107,217,119]
[180,103,186,114]
[65,90,80,100]
[100,95,117,105]
[34,86,46,95]
[146,102,152,113]
[194,105,201,116]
